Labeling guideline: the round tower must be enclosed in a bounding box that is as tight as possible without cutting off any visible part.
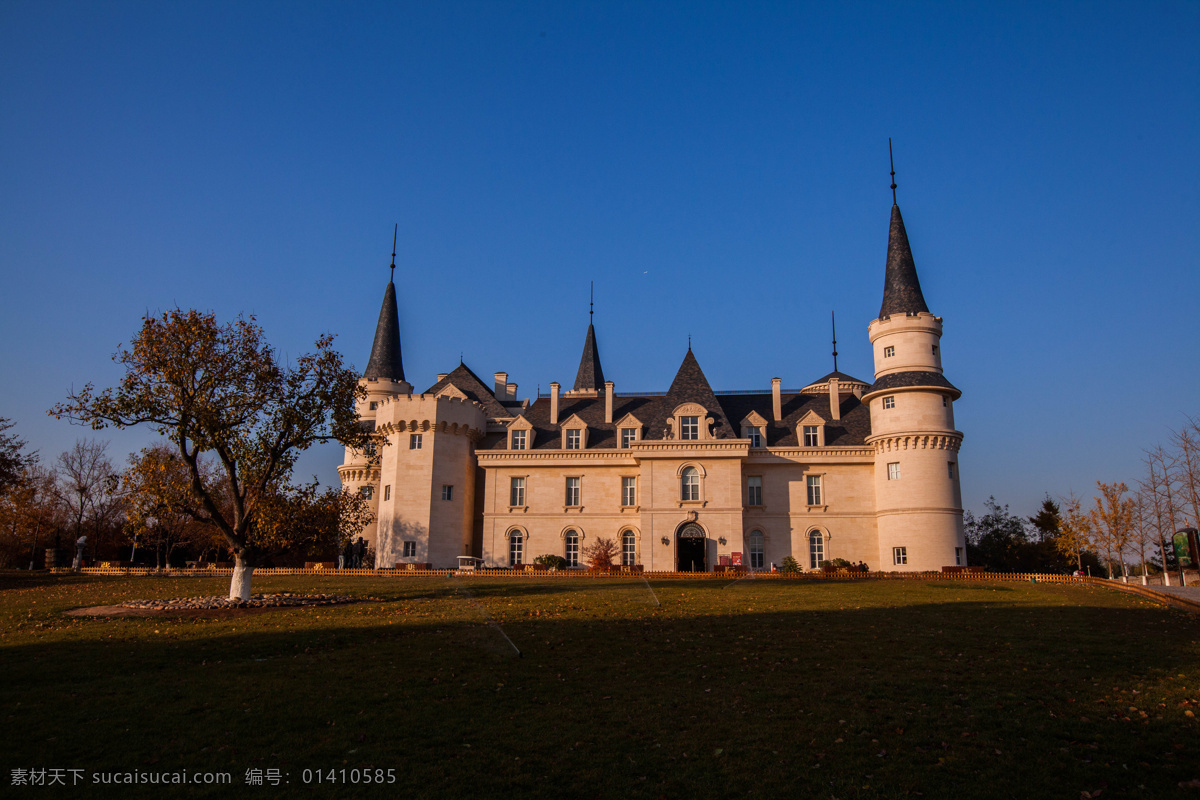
[862,199,965,572]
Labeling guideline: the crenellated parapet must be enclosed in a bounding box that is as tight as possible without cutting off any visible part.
[867,432,963,453]
[372,393,488,442]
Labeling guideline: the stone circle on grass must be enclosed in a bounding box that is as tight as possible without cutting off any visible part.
[119,593,361,611]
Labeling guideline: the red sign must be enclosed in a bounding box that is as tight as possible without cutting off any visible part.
[731,552,743,566]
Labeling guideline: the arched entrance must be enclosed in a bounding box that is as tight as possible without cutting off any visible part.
[676,524,707,572]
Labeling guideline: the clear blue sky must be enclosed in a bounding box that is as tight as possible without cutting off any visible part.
[2,1,1198,521]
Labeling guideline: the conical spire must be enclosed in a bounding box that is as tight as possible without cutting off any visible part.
[572,322,605,391]
[878,203,930,318]
[364,233,405,381]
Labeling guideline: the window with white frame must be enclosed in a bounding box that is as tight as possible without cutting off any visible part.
[622,531,636,566]
[410,433,423,449]
[887,462,901,481]
[803,425,819,447]
[882,396,895,410]
[884,345,895,357]
[809,530,825,569]
[893,546,907,565]
[749,530,764,570]
[565,530,579,567]
[680,416,699,440]
[955,547,963,566]
[510,477,525,507]
[510,532,524,566]
[948,462,957,480]
[621,428,637,448]
[566,429,581,450]
[441,485,453,501]
[747,476,762,506]
[747,428,761,448]
[383,485,391,501]
[565,477,581,507]
[403,541,416,558]
[511,429,527,450]
[621,476,636,507]
[681,467,700,501]
[806,474,823,505]
[360,486,374,500]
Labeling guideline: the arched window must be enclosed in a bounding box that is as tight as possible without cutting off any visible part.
[622,531,636,566]
[509,531,524,567]
[564,530,579,567]
[808,530,824,570]
[748,530,764,570]
[681,467,700,501]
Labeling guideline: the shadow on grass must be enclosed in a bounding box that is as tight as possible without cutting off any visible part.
[1,577,1197,799]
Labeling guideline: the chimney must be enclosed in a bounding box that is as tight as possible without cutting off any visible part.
[604,381,614,424]
[436,373,448,383]
[494,372,508,397]
[829,378,841,421]
[550,382,560,425]
[507,382,518,399]
[771,378,782,423]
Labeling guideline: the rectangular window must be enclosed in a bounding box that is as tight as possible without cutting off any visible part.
[621,428,636,448]
[955,547,963,566]
[383,485,391,501]
[803,425,819,447]
[622,534,636,566]
[565,477,581,507]
[364,441,377,457]
[948,462,957,480]
[511,429,527,450]
[359,486,374,500]
[943,396,949,408]
[747,428,761,448]
[369,401,378,410]
[932,345,939,355]
[410,433,422,450]
[565,534,578,567]
[509,477,525,507]
[887,462,901,481]
[884,345,895,357]
[403,541,416,558]
[680,416,699,440]
[893,546,907,566]
[510,535,523,567]
[747,476,762,506]
[441,485,453,501]
[883,396,895,410]
[806,475,822,506]
[621,477,637,507]
[566,429,581,450]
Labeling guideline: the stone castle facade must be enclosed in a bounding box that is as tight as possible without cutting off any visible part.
[339,194,966,572]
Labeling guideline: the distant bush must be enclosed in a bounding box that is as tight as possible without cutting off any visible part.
[534,554,569,569]
[780,556,801,574]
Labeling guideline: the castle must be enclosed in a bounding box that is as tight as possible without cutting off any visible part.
[339,191,966,572]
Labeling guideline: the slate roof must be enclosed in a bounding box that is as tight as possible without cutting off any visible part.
[878,204,930,319]
[422,363,511,419]
[807,370,870,387]
[866,370,960,398]
[363,281,405,381]
[479,349,874,451]
[572,323,606,391]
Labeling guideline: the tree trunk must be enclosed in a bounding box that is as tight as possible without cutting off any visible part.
[230,554,254,601]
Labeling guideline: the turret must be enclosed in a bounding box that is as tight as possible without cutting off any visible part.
[863,153,965,571]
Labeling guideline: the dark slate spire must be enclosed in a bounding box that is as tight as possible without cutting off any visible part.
[878,203,930,318]
[572,322,605,391]
[659,349,733,439]
[363,233,405,381]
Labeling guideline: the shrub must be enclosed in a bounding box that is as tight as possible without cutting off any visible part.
[534,554,568,570]
[780,556,801,573]
[582,537,618,570]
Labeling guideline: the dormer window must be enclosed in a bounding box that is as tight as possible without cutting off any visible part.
[621,428,636,448]
[803,425,819,447]
[680,416,699,440]
[745,427,761,448]
[796,410,826,448]
[512,430,527,450]
[740,412,768,450]
[566,430,581,450]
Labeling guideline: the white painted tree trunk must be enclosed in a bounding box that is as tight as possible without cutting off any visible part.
[229,556,254,601]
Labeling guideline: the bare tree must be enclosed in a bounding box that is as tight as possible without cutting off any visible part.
[55,439,118,560]
[1142,445,1181,585]
[1129,488,1156,584]
[1173,420,1200,531]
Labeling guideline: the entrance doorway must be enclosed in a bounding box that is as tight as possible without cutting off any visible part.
[676,524,707,572]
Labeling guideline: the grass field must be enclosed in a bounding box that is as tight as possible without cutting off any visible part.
[1,573,1198,799]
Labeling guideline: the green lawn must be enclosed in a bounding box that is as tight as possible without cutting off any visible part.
[1,573,1198,798]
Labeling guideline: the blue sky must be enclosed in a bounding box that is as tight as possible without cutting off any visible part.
[2,1,1198,521]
